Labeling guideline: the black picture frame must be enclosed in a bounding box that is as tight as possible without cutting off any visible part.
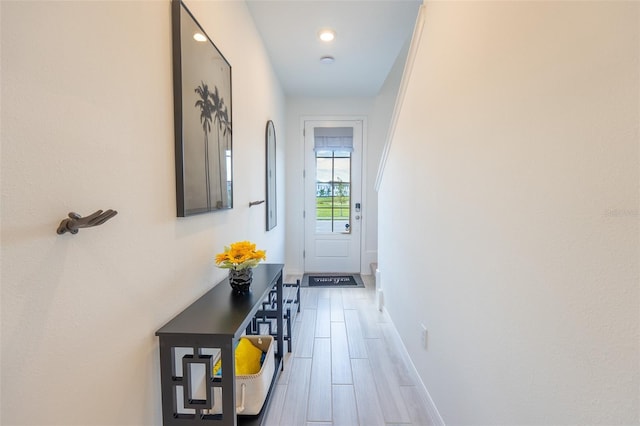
[172,0,233,217]
[265,120,277,231]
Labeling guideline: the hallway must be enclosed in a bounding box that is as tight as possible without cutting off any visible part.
[263,275,434,426]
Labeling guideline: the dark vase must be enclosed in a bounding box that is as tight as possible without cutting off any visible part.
[229,268,253,294]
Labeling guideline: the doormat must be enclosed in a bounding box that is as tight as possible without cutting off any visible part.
[302,274,365,288]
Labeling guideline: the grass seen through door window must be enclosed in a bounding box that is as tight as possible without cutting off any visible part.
[316,196,350,219]
[315,150,351,232]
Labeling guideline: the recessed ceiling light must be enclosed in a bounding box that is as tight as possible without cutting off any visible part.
[318,29,336,42]
[320,56,335,64]
[193,33,207,42]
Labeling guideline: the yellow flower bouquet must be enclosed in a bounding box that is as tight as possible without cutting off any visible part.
[215,241,266,271]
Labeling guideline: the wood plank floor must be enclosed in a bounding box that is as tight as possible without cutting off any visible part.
[263,274,434,426]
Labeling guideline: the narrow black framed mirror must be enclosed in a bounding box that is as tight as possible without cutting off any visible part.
[172,0,233,217]
[265,120,277,231]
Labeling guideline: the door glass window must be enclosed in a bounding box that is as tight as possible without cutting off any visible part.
[315,149,351,233]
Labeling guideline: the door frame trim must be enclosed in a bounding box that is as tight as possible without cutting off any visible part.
[300,115,368,274]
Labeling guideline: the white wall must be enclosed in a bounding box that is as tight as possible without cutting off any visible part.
[368,40,411,268]
[378,1,639,424]
[284,97,376,276]
[1,1,285,424]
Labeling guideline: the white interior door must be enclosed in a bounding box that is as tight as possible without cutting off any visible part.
[304,120,362,273]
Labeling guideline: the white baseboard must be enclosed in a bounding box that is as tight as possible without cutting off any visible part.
[382,306,446,426]
[283,267,303,280]
[284,268,370,278]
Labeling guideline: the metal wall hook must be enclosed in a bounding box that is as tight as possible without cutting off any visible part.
[56,209,118,235]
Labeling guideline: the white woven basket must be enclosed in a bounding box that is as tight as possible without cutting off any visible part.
[208,335,275,416]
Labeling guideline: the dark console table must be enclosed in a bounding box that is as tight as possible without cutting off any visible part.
[156,263,284,426]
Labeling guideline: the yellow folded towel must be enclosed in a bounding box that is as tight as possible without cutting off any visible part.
[213,337,264,376]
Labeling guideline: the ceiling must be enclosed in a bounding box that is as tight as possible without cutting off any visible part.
[246,0,422,98]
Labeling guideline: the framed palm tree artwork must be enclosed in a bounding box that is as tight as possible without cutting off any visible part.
[172,0,233,216]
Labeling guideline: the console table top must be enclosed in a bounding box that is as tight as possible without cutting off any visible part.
[155,263,284,338]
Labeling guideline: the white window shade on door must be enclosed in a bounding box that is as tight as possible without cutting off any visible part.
[314,127,353,152]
